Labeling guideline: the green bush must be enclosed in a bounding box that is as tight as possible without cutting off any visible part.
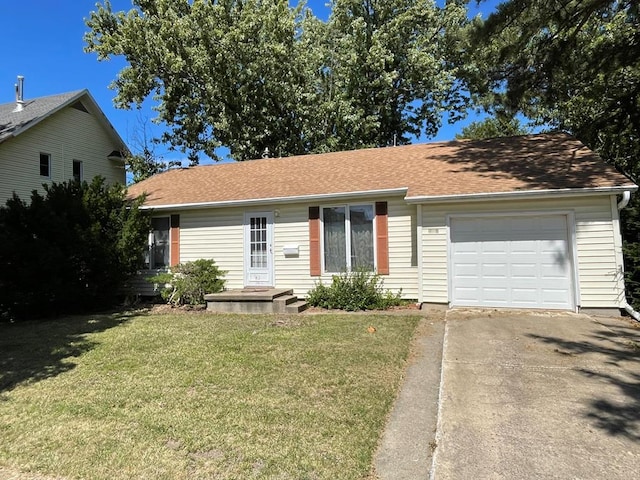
[150,259,226,306]
[0,178,149,321]
[307,268,403,311]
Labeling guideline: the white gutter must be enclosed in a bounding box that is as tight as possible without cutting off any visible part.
[405,185,638,204]
[139,187,408,211]
[616,190,640,322]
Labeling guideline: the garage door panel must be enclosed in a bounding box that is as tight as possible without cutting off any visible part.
[542,289,572,303]
[511,263,537,279]
[454,265,480,278]
[455,287,480,302]
[483,288,510,302]
[482,263,508,278]
[450,215,574,310]
[511,288,539,302]
[540,263,569,278]
[481,242,509,253]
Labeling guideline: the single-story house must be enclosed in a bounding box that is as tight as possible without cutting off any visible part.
[128,133,637,313]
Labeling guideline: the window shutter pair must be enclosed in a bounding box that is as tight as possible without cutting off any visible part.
[308,202,389,276]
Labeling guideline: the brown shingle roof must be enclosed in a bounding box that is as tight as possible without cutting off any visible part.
[128,133,636,208]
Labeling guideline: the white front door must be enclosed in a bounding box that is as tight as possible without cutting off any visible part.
[244,212,274,287]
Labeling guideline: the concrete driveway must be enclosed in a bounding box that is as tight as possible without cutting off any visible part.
[432,310,640,479]
[375,310,640,479]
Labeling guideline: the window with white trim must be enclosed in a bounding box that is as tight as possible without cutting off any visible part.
[322,204,374,272]
[146,217,170,269]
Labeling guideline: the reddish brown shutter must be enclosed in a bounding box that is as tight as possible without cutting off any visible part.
[309,207,321,276]
[375,202,389,275]
[170,214,180,267]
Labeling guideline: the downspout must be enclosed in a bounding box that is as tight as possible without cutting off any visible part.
[416,204,423,306]
[617,190,631,210]
[617,191,640,321]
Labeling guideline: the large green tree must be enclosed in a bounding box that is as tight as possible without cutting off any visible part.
[84,0,468,161]
[308,0,468,151]
[455,115,529,140]
[85,0,310,161]
[463,0,639,175]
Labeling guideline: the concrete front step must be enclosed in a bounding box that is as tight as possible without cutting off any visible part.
[286,300,309,314]
[205,288,308,314]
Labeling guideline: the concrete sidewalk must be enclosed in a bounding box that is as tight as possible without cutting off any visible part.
[432,311,640,479]
[375,314,445,480]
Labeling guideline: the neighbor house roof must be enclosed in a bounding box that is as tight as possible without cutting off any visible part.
[0,89,127,151]
[128,133,636,210]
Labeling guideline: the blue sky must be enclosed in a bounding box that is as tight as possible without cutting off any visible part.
[0,0,498,165]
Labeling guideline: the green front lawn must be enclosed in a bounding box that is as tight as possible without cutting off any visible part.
[0,310,420,479]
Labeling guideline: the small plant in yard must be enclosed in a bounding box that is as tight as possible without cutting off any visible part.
[307,268,403,311]
[149,259,226,306]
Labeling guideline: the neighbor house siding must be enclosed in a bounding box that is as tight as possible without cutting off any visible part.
[420,195,623,308]
[0,106,124,204]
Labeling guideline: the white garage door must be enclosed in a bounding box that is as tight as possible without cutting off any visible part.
[450,215,574,310]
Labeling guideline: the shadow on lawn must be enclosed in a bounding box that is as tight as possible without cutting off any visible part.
[527,320,640,441]
[0,310,139,396]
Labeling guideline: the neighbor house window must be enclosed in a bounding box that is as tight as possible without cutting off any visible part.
[72,160,83,182]
[147,217,170,269]
[39,153,51,177]
[322,204,374,272]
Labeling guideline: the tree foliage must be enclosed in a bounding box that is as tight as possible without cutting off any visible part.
[463,0,639,176]
[455,115,529,140]
[0,178,149,321]
[84,0,468,160]
[125,116,183,184]
[308,0,469,151]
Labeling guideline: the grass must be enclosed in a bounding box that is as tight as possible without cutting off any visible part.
[0,310,420,479]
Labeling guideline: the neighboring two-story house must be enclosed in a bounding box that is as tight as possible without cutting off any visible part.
[0,77,126,204]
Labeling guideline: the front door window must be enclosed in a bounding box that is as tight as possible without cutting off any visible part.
[244,212,274,286]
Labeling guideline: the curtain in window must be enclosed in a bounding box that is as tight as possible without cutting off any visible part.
[323,207,346,272]
[350,205,374,269]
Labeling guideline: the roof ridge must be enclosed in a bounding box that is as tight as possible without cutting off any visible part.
[0,89,86,109]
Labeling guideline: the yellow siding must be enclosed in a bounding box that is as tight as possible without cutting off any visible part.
[173,197,418,299]
[179,207,245,289]
[155,194,623,307]
[420,195,623,308]
[0,106,125,203]
[272,198,417,299]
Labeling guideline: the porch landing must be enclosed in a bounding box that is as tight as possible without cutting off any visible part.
[204,288,308,314]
